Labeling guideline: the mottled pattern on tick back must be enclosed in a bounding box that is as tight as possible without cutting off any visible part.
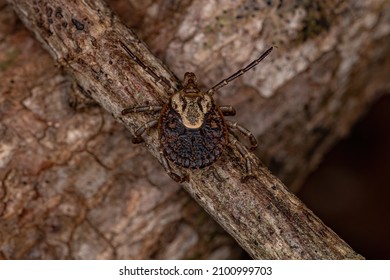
[159,104,228,169]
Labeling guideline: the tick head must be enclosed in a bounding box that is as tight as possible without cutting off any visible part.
[183,72,198,93]
[170,73,213,129]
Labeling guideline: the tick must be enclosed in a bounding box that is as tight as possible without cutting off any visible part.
[120,41,273,182]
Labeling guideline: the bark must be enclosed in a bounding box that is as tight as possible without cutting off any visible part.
[1,0,388,259]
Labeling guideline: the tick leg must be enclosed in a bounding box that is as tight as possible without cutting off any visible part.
[122,105,162,115]
[160,151,188,182]
[226,120,257,150]
[229,135,255,179]
[132,119,159,144]
[120,41,175,94]
[207,46,274,95]
[219,105,236,116]
[211,166,226,182]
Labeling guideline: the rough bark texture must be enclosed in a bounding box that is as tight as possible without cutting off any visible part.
[1,0,388,259]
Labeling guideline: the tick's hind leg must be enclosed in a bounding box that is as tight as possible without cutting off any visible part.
[160,151,188,183]
[226,120,257,150]
[132,118,159,143]
[229,134,256,180]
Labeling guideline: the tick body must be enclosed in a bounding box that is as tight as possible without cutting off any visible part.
[120,41,273,182]
[159,73,228,169]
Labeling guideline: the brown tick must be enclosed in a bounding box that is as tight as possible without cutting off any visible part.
[120,41,273,182]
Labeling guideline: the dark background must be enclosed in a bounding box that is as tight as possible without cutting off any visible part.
[298,94,390,259]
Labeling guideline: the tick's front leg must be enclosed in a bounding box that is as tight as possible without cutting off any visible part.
[121,105,162,115]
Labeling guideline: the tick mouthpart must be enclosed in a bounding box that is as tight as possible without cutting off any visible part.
[183,72,198,88]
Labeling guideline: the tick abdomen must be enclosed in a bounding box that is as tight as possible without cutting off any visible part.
[159,105,228,169]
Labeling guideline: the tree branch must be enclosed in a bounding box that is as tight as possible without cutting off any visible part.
[7,0,364,259]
